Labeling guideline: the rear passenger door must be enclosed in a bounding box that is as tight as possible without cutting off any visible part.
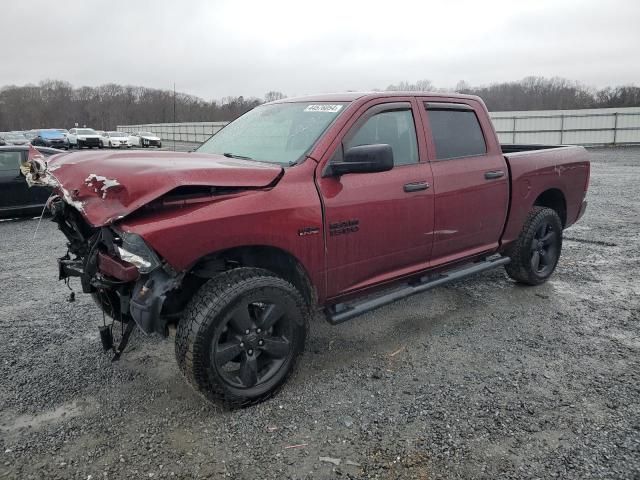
[418,100,509,265]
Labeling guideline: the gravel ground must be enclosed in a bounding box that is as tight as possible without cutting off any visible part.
[0,146,639,479]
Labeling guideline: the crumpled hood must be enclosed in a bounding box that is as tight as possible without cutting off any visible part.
[32,150,283,226]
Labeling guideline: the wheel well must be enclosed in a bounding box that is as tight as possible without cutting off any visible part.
[534,189,567,227]
[190,246,316,307]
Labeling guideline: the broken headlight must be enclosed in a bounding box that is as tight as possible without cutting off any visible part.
[116,231,161,274]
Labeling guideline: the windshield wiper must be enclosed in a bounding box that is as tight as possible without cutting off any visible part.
[223,152,253,160]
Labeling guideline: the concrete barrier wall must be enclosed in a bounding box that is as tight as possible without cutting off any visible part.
[117,122,228,143]
[119,106,640,146]
[490,107,640,145]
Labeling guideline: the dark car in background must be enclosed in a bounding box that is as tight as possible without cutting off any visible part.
[0,132,31,145]
[30,129,70,150]
[0,145,62,218]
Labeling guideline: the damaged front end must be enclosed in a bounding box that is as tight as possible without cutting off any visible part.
[54,199,182,334]
[23,147,181,342]
[23,145,284,355]
[51,197,182,336]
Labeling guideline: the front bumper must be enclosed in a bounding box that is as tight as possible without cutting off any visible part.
[44,140,69,148]
[78,138,100,147]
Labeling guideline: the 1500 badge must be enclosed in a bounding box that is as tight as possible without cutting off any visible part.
[329,219,360,236]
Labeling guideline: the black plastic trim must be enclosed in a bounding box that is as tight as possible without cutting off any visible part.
[325,256,510,324]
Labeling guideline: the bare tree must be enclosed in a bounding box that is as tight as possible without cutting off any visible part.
[264,91,286,102]
[386,79,434,92]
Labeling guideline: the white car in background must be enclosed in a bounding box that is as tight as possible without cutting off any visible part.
[129,131,162,148]
[100,131,131,148]
[68,128,102,149]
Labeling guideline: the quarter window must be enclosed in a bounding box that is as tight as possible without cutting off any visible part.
[426,107,486,160]
[344,109,419,166]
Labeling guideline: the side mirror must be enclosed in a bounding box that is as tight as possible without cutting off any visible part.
[329,144,393,176]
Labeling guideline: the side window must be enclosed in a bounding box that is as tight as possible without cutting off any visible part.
[344,109,419,166]
[0,152,21,172]
[426,106,486,160]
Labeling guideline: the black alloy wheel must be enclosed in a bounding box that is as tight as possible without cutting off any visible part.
[530,220,558,276]
[213,299,294,390]
[175,268,308,407]
[505,206,563,285]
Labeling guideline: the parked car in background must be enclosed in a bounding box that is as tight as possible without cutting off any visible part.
[101,131,131,148]
[24,130,37,141]
[97,131,108,147]
[31,129,70,150]
[0,145,62,218]
[68,128,101,149]
[0,137,5,146]
[56,128,69,139]
[129,131,162,148]
[1,132,31,145]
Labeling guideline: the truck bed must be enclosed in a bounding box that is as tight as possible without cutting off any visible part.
[500,144,590,246]
[501,144,565,154]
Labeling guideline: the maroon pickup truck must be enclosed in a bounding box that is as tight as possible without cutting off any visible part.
[26,92,590,407]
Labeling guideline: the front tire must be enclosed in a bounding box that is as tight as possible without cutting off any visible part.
[505,207,563,285]
[175,268,308,408]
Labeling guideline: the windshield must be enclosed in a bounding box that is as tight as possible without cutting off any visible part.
[40,130,64,139]
[77,129,97,135]
[196,102,347,165]
[108,131,126,136]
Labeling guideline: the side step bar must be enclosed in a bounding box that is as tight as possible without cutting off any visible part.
[325,255,510,325]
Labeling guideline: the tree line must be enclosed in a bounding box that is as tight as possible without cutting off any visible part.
[386,77,640,111]
[0,80,267,131]
[0,77,638,131]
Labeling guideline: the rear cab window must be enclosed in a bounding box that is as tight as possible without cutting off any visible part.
[425,103,486,160]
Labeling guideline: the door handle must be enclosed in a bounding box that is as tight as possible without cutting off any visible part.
[484,170,505,180]
[403,181,430,193]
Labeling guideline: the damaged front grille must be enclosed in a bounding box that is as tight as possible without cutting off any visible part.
[51,196,127,291]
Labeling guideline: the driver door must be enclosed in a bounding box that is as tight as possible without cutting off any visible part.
[316,100,434,298]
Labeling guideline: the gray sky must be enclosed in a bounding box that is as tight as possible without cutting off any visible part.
[3,0,639,100]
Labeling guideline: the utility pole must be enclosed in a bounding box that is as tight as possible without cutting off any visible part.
[173,82,177,152]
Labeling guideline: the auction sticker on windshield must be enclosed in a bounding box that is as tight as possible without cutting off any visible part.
[304,104,343,113]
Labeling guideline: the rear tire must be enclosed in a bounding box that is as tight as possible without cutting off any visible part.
[504,207,563,285]
[175,268,308,408]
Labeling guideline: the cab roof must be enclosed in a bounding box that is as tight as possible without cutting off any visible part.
[269,91,483,104]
